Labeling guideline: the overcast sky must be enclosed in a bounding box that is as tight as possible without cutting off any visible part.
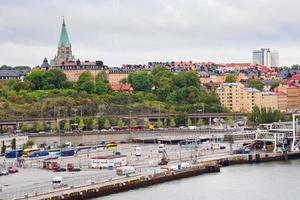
[1,0,300,67]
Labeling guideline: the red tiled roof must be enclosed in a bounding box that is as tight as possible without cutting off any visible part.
[276,91,287,96]
[111,84,133,92]
[289,73,300,80]
[223,63,251,67]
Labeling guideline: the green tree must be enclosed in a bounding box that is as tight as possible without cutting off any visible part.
[270,81,281,91]
[130,119,137,128]
[117,118,125,128]
[95,70,108,82]
[64,120,70,131]
[187,118,192,126]
[175,113,188,126]
[76,71,95,94]
[34,121,44,132]
[291,64,300,70]
[95,71,111,95]
[104,119,111,129]
[1,141,6,154]
[98,116,106,129]
[152,67,173,88]
[26,140,34,147]
[0,65,12,70]
[128,71,154,91]
[11,138,16,150]
[247,79,263,91]
[172,71,201,89]
[224,74,237,83]
[225,117,235,126]
[196,118,204,126]
[50,121,57,131]
[92,119,98,130]
[95,80,111,95]
[25,69,46,90]
[78,118,85,130]
[143,119,151,128]
[43,69,71,89]
[12,80,32,92]
[21,122,29,132]
[169,117,176,127]
[156,119,163,128]
[248,106,286,125]
[84,117,94,130]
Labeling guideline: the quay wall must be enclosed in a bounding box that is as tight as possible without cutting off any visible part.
[40,165,220,200]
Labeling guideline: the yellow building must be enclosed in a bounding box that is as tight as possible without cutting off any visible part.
[217,83,248,112]
[277,85,300,112]
[260,92,279,110]
[217,83,279,112]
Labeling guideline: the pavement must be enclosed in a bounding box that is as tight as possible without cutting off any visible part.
[0,142,232,200]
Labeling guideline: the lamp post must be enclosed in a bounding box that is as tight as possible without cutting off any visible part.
[292,113,300,151]
[129,111,132,129]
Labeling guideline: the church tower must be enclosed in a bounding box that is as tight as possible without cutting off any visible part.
[51,18,75,66]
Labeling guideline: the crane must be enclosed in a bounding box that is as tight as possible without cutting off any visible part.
[158,149,169,165]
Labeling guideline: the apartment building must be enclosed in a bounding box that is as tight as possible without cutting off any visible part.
[217,83,279,112]
[277,84,300,112]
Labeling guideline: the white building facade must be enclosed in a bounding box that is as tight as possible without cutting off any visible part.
[252,48,279,67]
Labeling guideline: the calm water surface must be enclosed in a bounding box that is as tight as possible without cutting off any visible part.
[95,160,300,200]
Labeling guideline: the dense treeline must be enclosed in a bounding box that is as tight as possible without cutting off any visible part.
[0,65,31,70]
[0,67,226,120]
[247,106,287,125]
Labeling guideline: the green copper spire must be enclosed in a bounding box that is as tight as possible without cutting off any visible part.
[58,18,71,47]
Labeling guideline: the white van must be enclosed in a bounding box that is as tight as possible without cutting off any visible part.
[158,144,165,153]
[52,177,65,188]
[135,147,141,156]
[188,126,197,130]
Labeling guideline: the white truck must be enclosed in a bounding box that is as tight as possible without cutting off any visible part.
[116,166,135,176]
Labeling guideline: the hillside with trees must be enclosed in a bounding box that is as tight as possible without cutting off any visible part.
[0,67,226,124]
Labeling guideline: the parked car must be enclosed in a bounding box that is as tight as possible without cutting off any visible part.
[113,150,122,155]
[8,167,18,173]
[0,169,9,176]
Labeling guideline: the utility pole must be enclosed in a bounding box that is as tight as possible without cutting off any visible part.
[40,104,43,118]
[129,111,132,129]
[292,114,300,151]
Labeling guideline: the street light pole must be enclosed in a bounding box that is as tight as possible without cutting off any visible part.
[292,114,300,151]
[129,111,132,129]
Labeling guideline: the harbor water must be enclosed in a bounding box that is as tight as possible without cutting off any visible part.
[96,159,300,200]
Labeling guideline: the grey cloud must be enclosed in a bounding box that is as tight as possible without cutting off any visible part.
[0,0,300,66]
